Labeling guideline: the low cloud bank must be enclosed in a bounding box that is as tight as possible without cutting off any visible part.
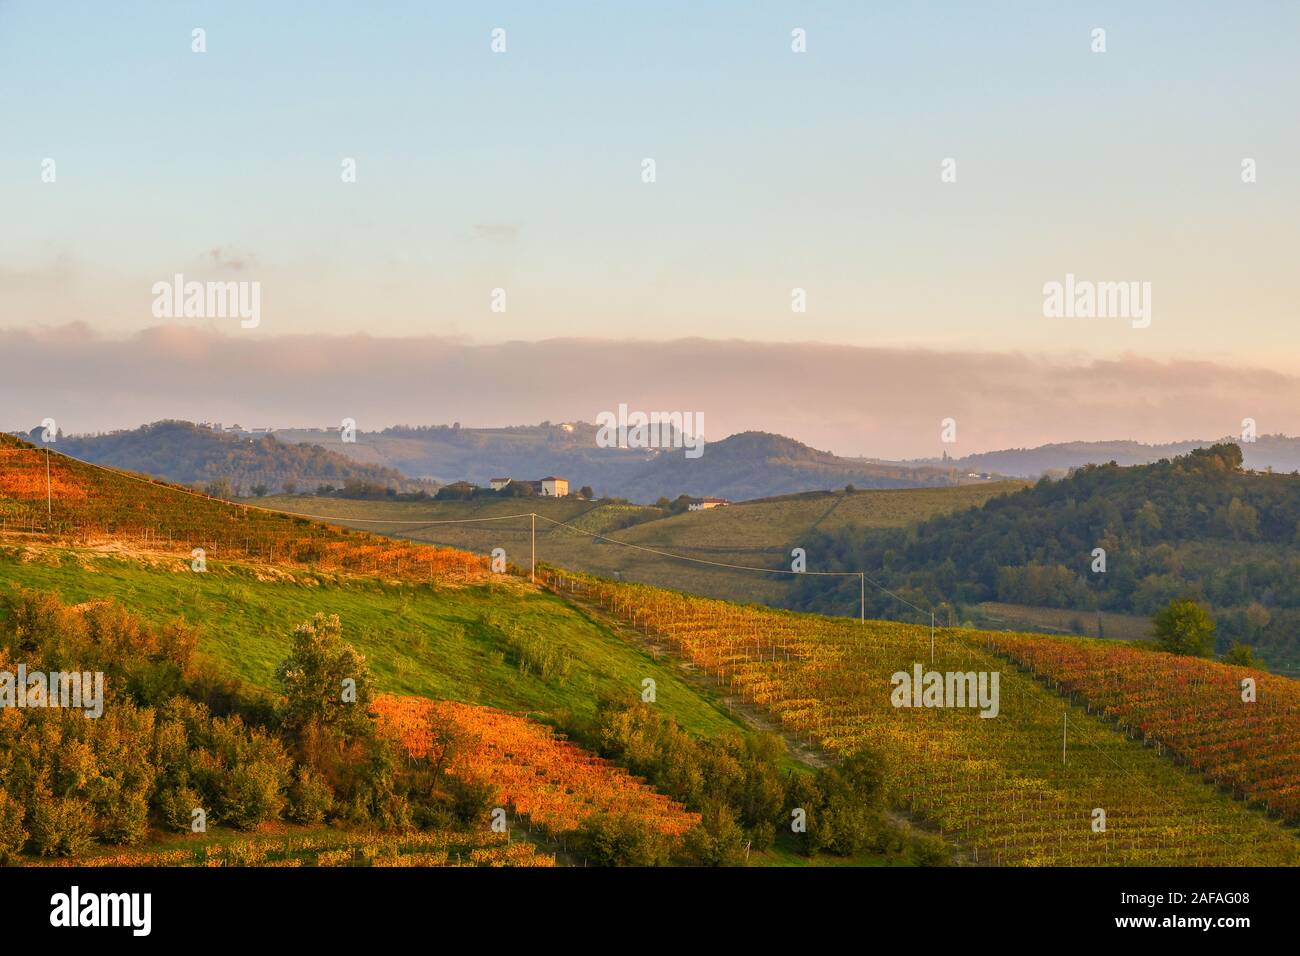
[1,324,1293,459]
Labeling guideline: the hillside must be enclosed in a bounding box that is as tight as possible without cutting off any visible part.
[789,443,1300,667]
[909,433,1300,478]
[615,431,970,501]
[21,420,430,496]
[275,424,979,502]
[6,434,1299,870]
[549,568,1300,865]
[245,482,1023,609]
[0,433,925,867]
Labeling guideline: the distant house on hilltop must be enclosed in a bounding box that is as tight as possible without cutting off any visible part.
[538,477,569,497]
[489,476,570,497]
[687,496,729,511]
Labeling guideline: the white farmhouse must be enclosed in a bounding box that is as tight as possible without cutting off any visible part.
[539,477,569,497]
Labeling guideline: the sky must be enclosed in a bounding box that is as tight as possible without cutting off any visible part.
[2,2,1298,455]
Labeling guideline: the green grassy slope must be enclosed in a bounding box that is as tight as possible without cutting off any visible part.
[0,542,742,738]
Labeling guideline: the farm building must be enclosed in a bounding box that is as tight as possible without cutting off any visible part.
[538,477,569,497]
[490,476,570,497]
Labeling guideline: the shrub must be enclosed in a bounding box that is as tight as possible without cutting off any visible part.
[286,766,334,824]
[576,811,672,866]
[0,789,29,861]
[156,782,205,832]
[684,801,749,866]
[910,832,951,866]
[29,791,94,857]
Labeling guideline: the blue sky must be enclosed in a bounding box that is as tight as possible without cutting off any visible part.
[2,1,1298,365]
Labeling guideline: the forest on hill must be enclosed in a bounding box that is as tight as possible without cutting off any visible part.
[788,444,1300,666]
[22,421,431,497]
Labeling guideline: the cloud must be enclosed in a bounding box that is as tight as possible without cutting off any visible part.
[205,246,257,271]
[1,324,1295,458]
[468,223,519,244]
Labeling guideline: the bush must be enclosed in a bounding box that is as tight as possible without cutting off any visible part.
[29,791,94,857]
[1222,640,1256,667]
[156,782,205,832]
[684,801,749,866]
[0,790,29,861]
[286,766,334,824]
[785,750,886,858]
[576,812,672,866]
[910,832,950,866]
[216,730,291,830]
[99,792,150,846]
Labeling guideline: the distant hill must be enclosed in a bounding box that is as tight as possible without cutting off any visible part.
[614,431,968,501]
[19,420,431,496]
[789,443,1300,668]
[906,434,1300,478]
[274,424,978,502]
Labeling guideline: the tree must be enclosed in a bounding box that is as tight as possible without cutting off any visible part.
[251,483,268,497]
[282,480,298,495]
[1151,599,1215,657]
[203,477,232,498]
[684,800,749,866]
[1225,498,1260,540]
[578,485,594,500]
[275,614,375,742]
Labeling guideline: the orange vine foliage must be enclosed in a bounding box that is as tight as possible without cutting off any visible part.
[373,695,698,839]
[0,448,88,501]
[988,632,1300,820]
[0,434,488,585]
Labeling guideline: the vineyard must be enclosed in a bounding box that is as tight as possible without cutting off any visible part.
[0,434,486,584]
[374,696,698,844]
[987,633,1300,821]
[540,568,1300,866]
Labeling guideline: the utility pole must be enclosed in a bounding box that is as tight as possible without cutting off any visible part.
[46,447,52,518]
[859,573,864,622]
[530,512,535,583]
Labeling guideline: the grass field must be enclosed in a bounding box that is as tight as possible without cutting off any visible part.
[248,482,1023,610]
[0,541,743,739]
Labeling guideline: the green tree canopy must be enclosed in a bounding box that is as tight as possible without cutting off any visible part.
[1151,599,1216,657]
